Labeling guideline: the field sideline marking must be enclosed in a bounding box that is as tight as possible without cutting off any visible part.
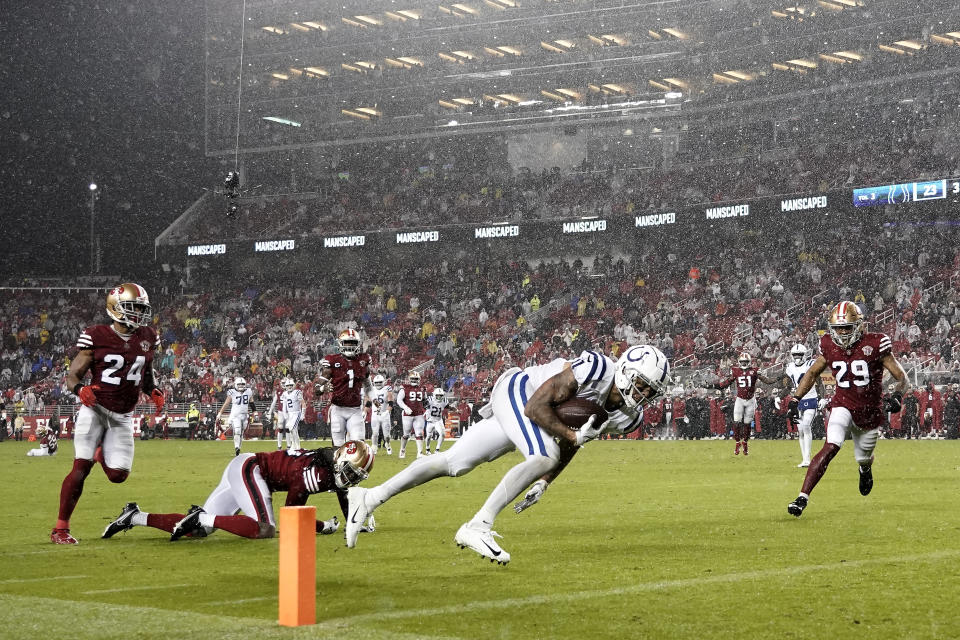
[317,549,960,629]
[0,575,87,584]
[203,595,276,606]
[83,583,196,595]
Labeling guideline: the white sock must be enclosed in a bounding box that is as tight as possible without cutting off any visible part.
[199,513,216,528]
[472,456,556,529]
[132,512,148,527]
[415,439,423,454]
[233,433,241,449]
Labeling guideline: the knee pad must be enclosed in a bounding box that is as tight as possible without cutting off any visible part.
[103,466,130,483]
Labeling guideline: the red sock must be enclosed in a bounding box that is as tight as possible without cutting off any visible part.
[800,443,840,495]
[146,513,184,533]
[213,515,262,538]
[57,459,94,529]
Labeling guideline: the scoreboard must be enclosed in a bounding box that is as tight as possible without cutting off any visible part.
[853,177,960,207]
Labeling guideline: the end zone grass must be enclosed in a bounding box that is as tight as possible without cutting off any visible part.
[2,438,958,639]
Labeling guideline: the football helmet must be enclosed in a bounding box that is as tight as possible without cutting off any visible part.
[332,440,374,489]
[614,345,671,409]
[828,301,865,348]
[373,374,385,389]
[790,344,807,366]
[409,371,421,385]
[282,377,295,391]
[234,377,247,391]
[737,352,751,367]
[338,329,361,358]
[432,388,446,403]
[106,283,151,329]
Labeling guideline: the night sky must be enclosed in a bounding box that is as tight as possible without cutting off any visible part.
[1,2,212,279]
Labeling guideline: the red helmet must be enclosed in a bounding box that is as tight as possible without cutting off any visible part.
[338,328,361,358]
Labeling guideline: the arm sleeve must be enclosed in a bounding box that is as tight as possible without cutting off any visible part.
[396,387,410,413]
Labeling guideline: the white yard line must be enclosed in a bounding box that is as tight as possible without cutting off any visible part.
[0,575,88,584]
[203,595,277,606]
[317,549,960,629]
[83,583,195,595]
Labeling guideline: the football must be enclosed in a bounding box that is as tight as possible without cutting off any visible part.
[553,397,608,429]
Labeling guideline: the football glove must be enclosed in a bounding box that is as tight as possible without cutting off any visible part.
[884,392,902,414]
[817,398,828,411]
[150,389,165,415]
[575,413,604,446]
[318,516,339,535]
[514,479,548,513]
[78,384,99,408]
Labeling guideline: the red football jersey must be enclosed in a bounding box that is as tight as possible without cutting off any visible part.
[717,367,760,400]
[820,332,891,429]
[76,324,160,414]
[321,353,371,408]
[398,383,427,416]
[254,449,343,507]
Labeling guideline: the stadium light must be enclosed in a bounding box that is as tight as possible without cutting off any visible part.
[89,182,98,191]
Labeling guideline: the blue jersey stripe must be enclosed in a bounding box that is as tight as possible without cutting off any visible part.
[582,352,600,385]
[507,372,535,455]
[518,374,547,456]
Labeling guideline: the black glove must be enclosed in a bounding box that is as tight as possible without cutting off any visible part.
[884,392,902,414]
[786,396,800,423]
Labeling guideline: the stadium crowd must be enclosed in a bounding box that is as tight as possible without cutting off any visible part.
[3,216,960,440]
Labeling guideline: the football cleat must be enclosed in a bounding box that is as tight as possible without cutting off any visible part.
[170,505,205,541]
[787,495,808,517]
[50,528,78,545]
[102,502,141,539]
[344,487,372,549]
[455,522,510,565]
[235,447,240,457]
[859,466,874,496]
[797,461,810,468]
[385,446,393,455]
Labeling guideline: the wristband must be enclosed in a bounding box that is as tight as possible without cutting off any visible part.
[73,383,83,396]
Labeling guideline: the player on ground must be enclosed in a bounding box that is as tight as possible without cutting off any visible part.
[102,440,375,540]
[51,283,164,544]
[316,329,371,446]
[424,387,449,454]
[713,352,777,455]
[781,344,826,467]
[27,421,59,457]
[217,377,255,457]
[396,370,428,458]
[368,374,393,455]
[344,345,669,565]
[787,302,908,517]
[276,377,305,452]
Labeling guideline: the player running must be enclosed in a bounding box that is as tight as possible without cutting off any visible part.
[344,345,669,565]
[396,370,428,458]
[781,344,825,467]
[786,302,908,517]
[316,329,371,446]
[101,441,375,541]
[52,283,164,544]
[424,387,449,454]
[217,377,255,457]
[368,374,393,455]
[713,352,778,455]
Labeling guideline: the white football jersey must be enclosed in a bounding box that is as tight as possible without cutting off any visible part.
[785,359,818,400]
[426,396,448,422]
[279,388,305,419]
[369,386,391,415]
[228,388,253,417]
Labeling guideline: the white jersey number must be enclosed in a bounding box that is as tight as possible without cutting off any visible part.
[832,360,869,388]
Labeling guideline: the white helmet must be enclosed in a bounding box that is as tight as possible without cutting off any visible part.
[282,377,295,391]
[332,440,375,489]
[432,388,446,403]
[373,374,385,389]
[737,352,751,367]
[614,345,670,409]
[790,344,807,366]
[409,371,421,385]
[234,376,247,391]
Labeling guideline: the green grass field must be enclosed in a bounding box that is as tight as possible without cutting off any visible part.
[2,437,959,639]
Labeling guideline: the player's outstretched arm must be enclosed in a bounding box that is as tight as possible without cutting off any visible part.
[523,366,580,445]
[757,371,779,385]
